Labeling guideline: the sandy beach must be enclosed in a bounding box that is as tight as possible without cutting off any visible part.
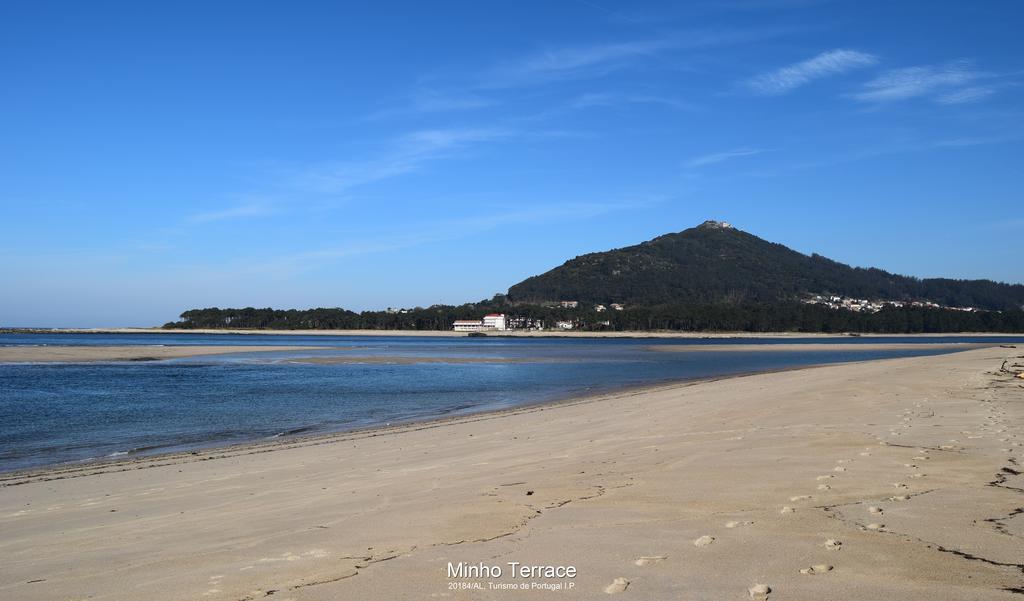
[1,347,1022,600]
[0,345,328,363]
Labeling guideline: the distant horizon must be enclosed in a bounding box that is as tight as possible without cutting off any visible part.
[2,1,1022,327]
[4,219,1023,329]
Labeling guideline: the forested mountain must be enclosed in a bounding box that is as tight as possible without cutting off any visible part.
[164,221,1024,333]
[507,221,1024,311]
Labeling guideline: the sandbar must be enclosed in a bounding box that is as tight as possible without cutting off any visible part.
[0,345,328,363]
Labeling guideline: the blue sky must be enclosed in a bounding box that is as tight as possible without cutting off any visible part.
[2,1,1022,327]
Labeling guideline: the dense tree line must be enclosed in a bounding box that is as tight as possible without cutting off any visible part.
[164,303,1024,333]
[597,303,1024,333]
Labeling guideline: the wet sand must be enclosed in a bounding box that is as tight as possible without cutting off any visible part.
[650,342,995,352]
[0,345,328,363]
[1,347,1022,600]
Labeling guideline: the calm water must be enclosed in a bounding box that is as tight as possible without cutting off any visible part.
[2,332,1020,472]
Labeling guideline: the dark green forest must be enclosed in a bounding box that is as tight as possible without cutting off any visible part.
[165,303,1024,333]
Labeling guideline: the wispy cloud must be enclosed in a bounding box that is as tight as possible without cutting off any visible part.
[935,86,997,105]
[745,49,878,95]
[295,127,511,194]
[254,199,662,274]
[746,132,1024,177]
[367,89,496,120]
[364,28,793,126]
[484,39,676,88]
[482,28,790,89]
[570,91,698,111]
[686,147,766,168]
[853,60,991,103]
[725,0,835,9]
[188,203,275,224]
[185,128,513,226]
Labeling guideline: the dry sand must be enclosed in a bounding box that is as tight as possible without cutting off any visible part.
[1,347,1022,600]
[0,345,328,363]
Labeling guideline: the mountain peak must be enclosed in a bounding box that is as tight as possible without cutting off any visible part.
[696,220,734,230]
[506,225,1024,310]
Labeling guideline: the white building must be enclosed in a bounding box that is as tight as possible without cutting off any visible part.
[453,313,507,332]
[560,300,579,308]
[453,320,487,332]
[482,313,506,330]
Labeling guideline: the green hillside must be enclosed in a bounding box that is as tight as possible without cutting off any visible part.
[506,221,1024,311]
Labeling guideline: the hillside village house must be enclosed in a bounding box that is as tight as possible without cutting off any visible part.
[452,313,507,332]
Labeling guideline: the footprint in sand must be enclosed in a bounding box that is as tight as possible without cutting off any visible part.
[868,506,883,514]
[726,520,754,528]
[859,452,872,457]
[800,564,833,575]
[634,555,667,566]
[824,539,843,550]
[748,583,771,599]
[780,506,796,514]
[912,456,929,461]
[816,475,835,481]
[833,466,847,472]
[908,473,926,479]
[865,523,885,531]
[604,577,629,594]
[817,484,831,491]
[694,535,716,547]
[790,495,812,502]
[893,482,909,489]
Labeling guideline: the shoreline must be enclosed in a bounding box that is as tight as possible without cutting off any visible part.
[0,344,1001,476]
[0,363,812,483]
[0,346,1007,477]
[1,347,1021,599]
[4,326,1024,339]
